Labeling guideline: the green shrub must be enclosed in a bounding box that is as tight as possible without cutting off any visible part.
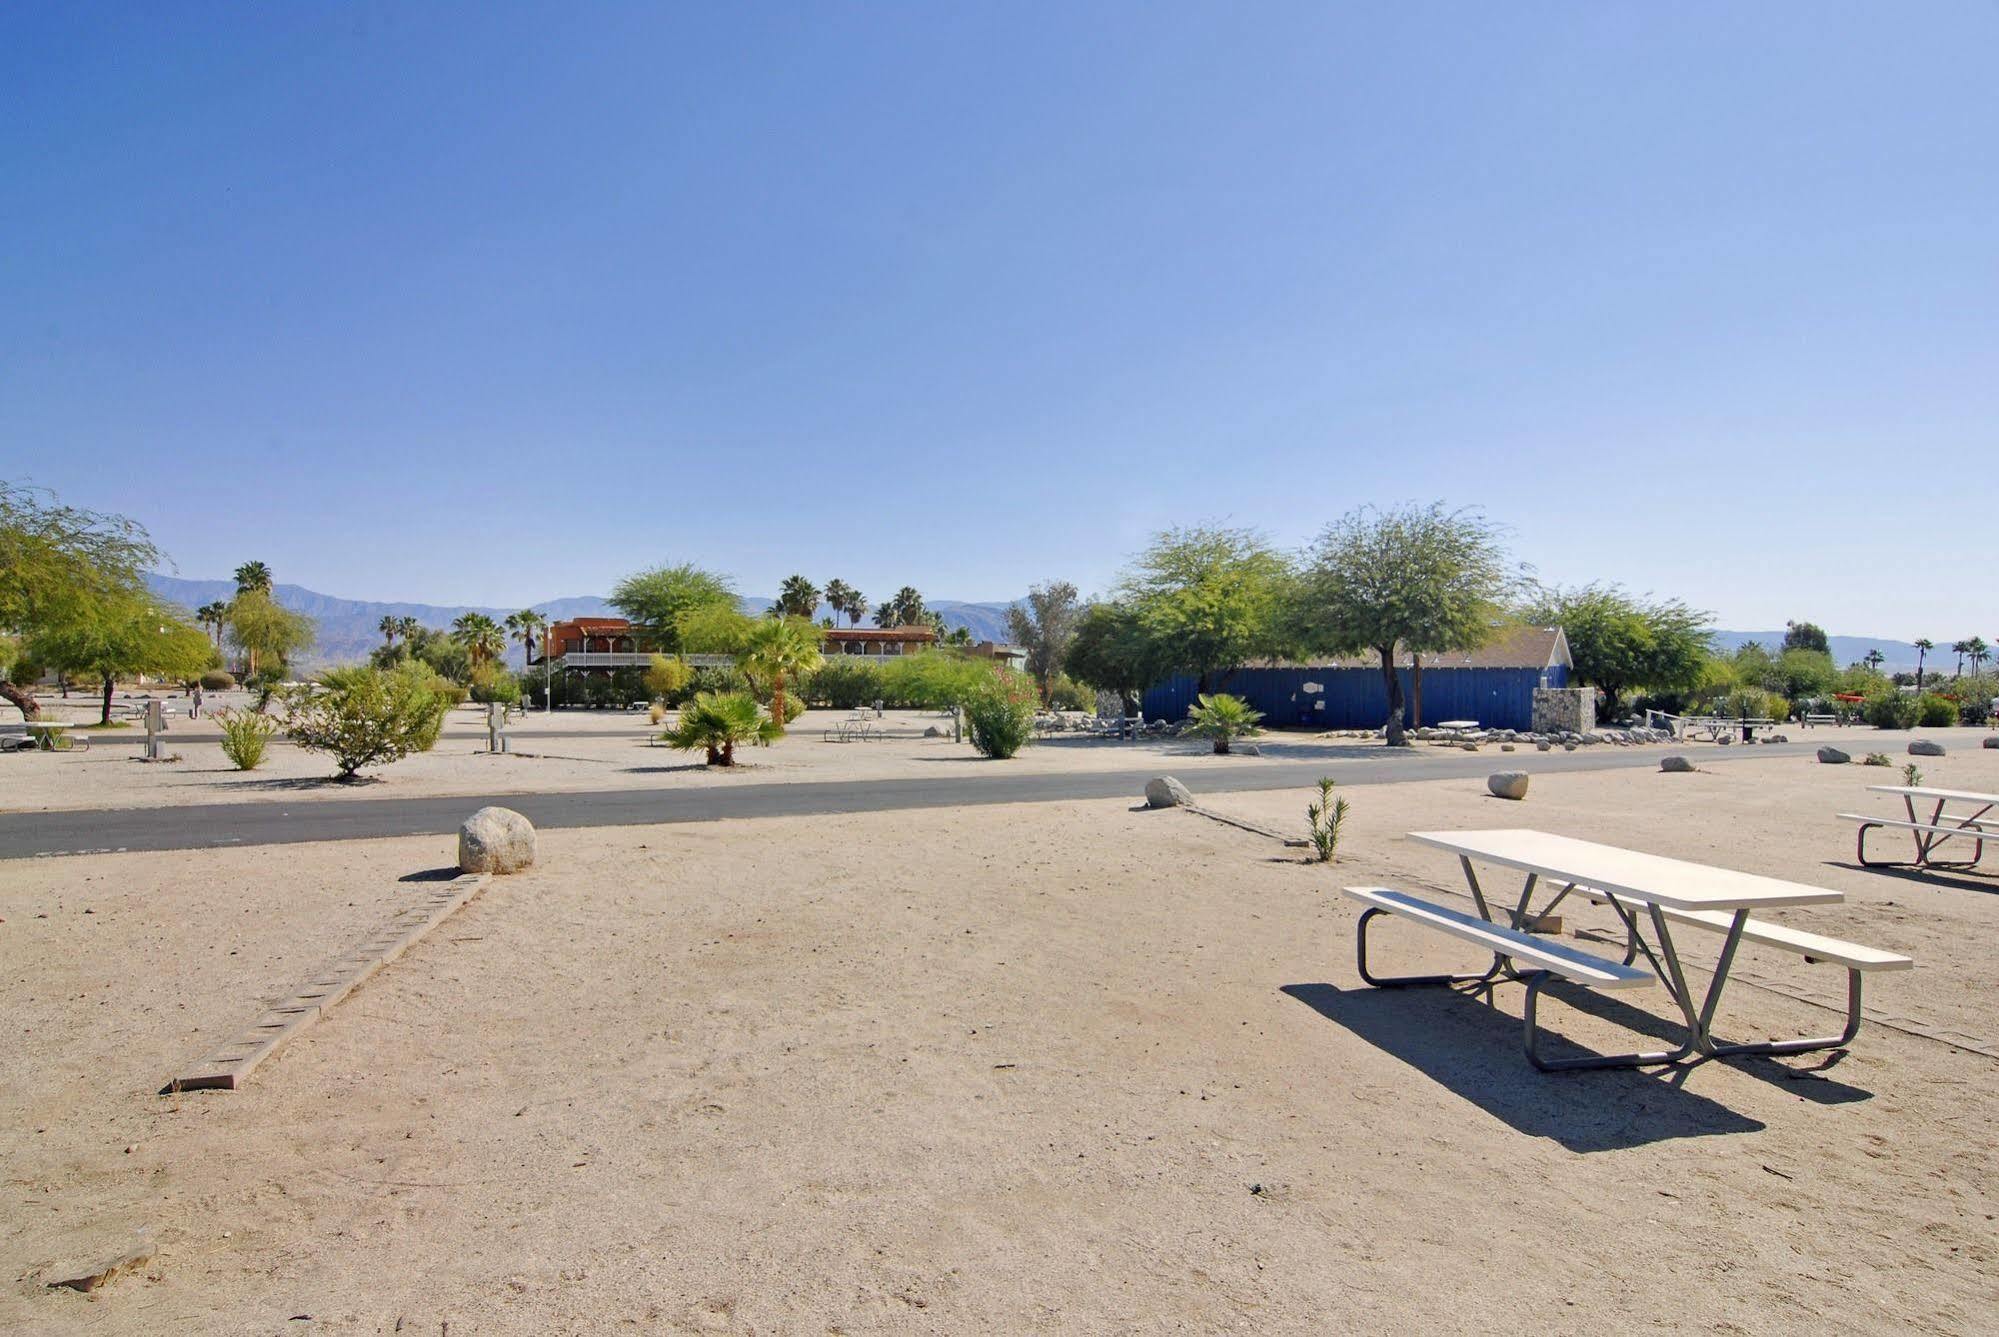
[643,654,693,703]
[1902,761,1924,787]
[470,668,521,706]
[687,665,749,698]
[1719,688,1787,722]
[804,659,885,710]
[1864,693,1920,730]
[283,664,450,778]
[963,669,1037,759]
[1047,674,1097,713]
[1862,752,1891,767]
[200,669,237,691]
[215,707,277,770]
[1915,694,1957,727]
[1186,692,1264,754]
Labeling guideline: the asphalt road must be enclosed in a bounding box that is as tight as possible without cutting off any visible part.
[1,740,1828,860]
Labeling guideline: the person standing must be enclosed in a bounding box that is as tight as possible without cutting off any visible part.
[191,684,204,719]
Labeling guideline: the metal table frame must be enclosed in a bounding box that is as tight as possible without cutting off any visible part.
[1439,853,1855,1071]
[1854,789,1994,869]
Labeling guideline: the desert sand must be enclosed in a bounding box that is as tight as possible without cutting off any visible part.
[4,750,1997,1332]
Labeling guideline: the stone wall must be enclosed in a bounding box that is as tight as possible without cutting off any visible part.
[1532,687,1595,736]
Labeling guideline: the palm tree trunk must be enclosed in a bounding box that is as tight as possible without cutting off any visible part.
[100,673,115,726]
[772,673,787,728]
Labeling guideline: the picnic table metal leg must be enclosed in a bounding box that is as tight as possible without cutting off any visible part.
[1706,967,1865,1057]
[1354,907,1505,989]
[1522,973,1694,1072]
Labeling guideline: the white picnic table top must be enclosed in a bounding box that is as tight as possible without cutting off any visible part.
[1409,828,1842,912]
[1866,785,1999,805]
[1436,719,1478,730]
[24,720,70,730]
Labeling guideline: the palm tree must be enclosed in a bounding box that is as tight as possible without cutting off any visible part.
[823,579,854,625]
[1185,692,1264,755]
[506,609,548,665]
[776,575,820,621]
[1969,636,1992,675]
[845,591,867,627]
[396,615,422,645]
[1951,639,1971,676]
[197,601,229,650]
[452,613,504,673]
[1863,648,1885,673]
[1913,638,1934,689]
[659,691,781,765]
[378,614,400,651]
[233,561,273,595]
[741,616,825,729]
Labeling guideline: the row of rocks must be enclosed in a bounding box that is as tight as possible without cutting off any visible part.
[1819,738,1961,764]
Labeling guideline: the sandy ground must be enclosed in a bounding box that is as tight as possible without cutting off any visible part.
[4,753,1997,1332]
[7,694,1986,815]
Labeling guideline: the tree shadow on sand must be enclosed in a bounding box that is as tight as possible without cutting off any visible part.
[1281,981,1868,1152]
[217,774,384,792]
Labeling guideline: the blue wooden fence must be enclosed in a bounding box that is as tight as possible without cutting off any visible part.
[1141,664,1565,731]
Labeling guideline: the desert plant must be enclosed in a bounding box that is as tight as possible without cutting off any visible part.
[648,702,667,725]
[643,653,693,702]
[659,690,780,765]
[804,659,885,710]
[1047,673,1097,713]
[215,707,278,770]
[282,664,450,778]
[963,669,1038,759]
[1306,777,1349,863]
[1864,693,1920,730]
[1863,752,1891,767]
[1915,694,1956,727]
[1185,692,1264,754]
[199,669,236,690]
[1902,762,1924,787]
[469,668,521,705]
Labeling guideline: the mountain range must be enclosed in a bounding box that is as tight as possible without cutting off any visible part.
[146,574,1020,667]
[147,575,1940,673]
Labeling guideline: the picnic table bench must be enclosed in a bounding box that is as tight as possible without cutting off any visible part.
[1840,786,1997,870]
[1345,829,1909,1071]
[23,721,87,751]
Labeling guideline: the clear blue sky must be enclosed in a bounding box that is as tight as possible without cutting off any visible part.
[4,3,1994,637]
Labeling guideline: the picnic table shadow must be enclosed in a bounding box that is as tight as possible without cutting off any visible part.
[1281,981,1865,1152]
[1826,859,1999,896]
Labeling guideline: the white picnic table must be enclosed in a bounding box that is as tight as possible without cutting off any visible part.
[1405,828,1857,1067]
[23,720,74,751]
[1845,786,1997,869]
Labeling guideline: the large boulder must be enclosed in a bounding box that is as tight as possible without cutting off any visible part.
[1908,739,1945,757]
[1817,747,1851,764]
[1984,735,1999,749]
[1144,776,1194,809]
[458,806,537,874]
[1660,755,1695,773]
[1486,771,1529,801]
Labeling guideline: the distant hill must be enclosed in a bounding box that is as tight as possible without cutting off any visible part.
[146,575,1020,667]
[1702,630,1929,673]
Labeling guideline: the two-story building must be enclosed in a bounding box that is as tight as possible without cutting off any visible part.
[529,617,940,678]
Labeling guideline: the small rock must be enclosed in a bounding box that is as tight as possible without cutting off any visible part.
[1982,735,1998,749]
[1500,743,1515,752]
[1908,739,1945,757]
[47,1233,156,1292]
[922,725,943,737]
[1460,742,1479,752]
[1660,755,1695,773]
[1536,740,1551,752]
[1817,747,1850,764]
[1234,743,1261,757]
[458,806,537,874]
[1144,776,1194,809]
[1562,743,1577,752]
[1486,771,1529,801]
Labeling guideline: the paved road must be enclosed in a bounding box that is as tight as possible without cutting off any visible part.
[1,741,1826,860]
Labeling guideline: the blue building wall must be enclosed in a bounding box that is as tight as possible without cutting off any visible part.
[1141,663,1566,731]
